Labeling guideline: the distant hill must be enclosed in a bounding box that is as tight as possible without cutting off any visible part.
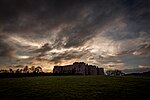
[123,68,150,74]
[125,71,150,76]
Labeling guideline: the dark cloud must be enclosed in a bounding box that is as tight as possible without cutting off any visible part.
[123,67,150,74]
[0,0,91,34]
[135,43,150,55]
[0,0,127,48]
[103,0,150,40]
[0,35,16,58]
[0,35,18,67]
[35,48,89,64]
[120,55,150,68]
[0,0,150,71]
[33,43,51,53]
[118,41,150,56]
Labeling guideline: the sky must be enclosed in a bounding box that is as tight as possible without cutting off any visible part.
[0,0,150,73]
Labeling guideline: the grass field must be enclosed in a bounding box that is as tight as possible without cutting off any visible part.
[0,76,150,100]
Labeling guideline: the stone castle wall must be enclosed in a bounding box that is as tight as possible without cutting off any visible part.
[53,62,104,75]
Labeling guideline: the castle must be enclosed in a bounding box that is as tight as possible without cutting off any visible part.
[53,62,104,75]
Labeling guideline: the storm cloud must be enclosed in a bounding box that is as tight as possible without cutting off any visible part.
[0,0,150,72]
[0,35,16,58]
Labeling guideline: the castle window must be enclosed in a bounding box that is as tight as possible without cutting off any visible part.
[79,65,80,68]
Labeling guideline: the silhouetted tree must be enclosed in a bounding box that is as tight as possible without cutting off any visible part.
[34,66,43,73]
[23,66,29,73]
[20,69,23,73]
[106,70,124,76]
[31,66,35,72]
[16,69,20,73]
[9,68,14,73]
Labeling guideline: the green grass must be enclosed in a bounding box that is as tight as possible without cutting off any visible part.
[0,76,150,100]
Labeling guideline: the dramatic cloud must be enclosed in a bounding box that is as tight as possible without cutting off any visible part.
[0,0,150,72]
[0,35,16,58]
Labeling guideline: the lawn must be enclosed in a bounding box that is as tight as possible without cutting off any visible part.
[0,76,150,100]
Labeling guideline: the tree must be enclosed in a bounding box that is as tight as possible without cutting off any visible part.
[34,66,43,73]
[23,66,29,73]
[31,66,35,72]
[9,68,14,73]
[106,70,124,76]
[16,69,20,73]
